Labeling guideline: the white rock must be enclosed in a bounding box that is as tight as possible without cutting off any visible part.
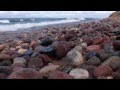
[69,68,89,79]
[39,64,60,74]
[81,43,87,48]
[18,48,27,55]
[66,50,84,66]
[73,46,82,52]
[13,57,26,65]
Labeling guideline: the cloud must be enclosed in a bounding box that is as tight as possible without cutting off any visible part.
[0,11,115,18]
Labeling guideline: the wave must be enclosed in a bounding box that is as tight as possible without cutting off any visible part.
[0,20,10,23]
[0,19,80,31]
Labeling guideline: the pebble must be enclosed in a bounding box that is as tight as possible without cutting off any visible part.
[40,36,53,46]
[69,68,89,79]
[86,45,100,51]
[73,45,82,52]
[66,50,84,66]
[0,54,11,61]
[22,50,33,56]
[0,60,12,66]
[18,48,27,55]
[0,43,7,51]
[39,64,60,74]
[13,57,26,65]
[113,40,120,51]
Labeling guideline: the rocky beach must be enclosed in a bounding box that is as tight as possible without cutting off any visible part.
[0,16,120,79]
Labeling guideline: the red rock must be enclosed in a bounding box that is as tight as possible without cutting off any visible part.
[86,45,100,51]
[94,66,113,78]
[93,37,103,45]
[64,34,73,41]
[8,68,40,79]
[28,57,44,70]
[48,71,73,79]
[39,54,53,65]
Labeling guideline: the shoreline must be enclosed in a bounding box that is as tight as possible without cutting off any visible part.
[0,18,120,79]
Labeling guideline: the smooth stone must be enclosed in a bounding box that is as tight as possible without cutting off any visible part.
[31,52,40,58]
[34,45,45,52]
[86,51,98,60]
[8,68,40,79]
[39,64,60,74]
[22,50,33,56]
[0,73,7,79]
[0,43,7,51]
[40,36,53,46]
[66,50,84,66]
[81,43,87,48]
[94,66,113,78]
[27,57,44,70]
[113,40,120,51]
[18,48,27,55]
[0,60,12,66]
[73,46,82,52]
[86,56,101,66]
[0,54,11,61]
[13,57,26,65]
[101,56,120,70]
[86,45,100,51]
[69,68,89,79]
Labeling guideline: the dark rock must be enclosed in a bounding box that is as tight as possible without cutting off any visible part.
[64,34,73,41]
[0,60,12,66]
[0,66,13,75]
[0,73,7,79]
[40,36,53,46]
[22,50,33,56]
[31,52,40,58]
[86,56,101,66]
[86,51,99,60]
[113,40,120,51]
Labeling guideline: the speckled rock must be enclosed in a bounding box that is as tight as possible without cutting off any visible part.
[86,56,101,66]
[69,68,89,79]
[27,57,44,70]
[66,50,84,66]
[94,66,113,78]
[13,57,26,65]
[101,56,120,70]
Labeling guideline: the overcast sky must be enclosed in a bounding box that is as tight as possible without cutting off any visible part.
[0,11,115,18]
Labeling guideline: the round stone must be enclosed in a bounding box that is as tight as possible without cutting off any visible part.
[18,48,27,55]
[69,68,89,79]
[13,57,26,65]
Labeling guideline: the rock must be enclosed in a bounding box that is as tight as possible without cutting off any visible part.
[8,68,40,79]
[0,43,7,51]
[101,56,120,70]
[31,52,40,58]
[93,37,103,45]
[0,60,12,66]
[18,48,27,55]
[13,57,26,65]
[97,76,107,79]
[66,50,84,66]
[48,71,73,79]
[0,73,7,79]
[22,50,33,56]
[107,76,113,79]
[86,45,100,51]
[112,71,120,79]
[39,54,53,65]
[39,45,55,57]
[22,55,31,62]
[55,42,69,59]
[69,68,89,79]
[86,56,101,66]
[94,66,113,78]
[73,46,82,52]
[0,66,13,75]
[113,40,120,51]
[39,64,60,74]
[81,43,87,48]
[64,34,73,41]
[27,57,44,70]
[86,51,98,60]
[40,36,53,46]
[0,54,11,61]
[34,45,44,52]
[30,41,37,47]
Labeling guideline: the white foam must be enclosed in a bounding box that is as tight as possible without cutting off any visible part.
[0,19,80,31]
[0,20,10,23]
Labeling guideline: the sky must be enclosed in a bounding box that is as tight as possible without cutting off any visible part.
[0,11,115,18]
